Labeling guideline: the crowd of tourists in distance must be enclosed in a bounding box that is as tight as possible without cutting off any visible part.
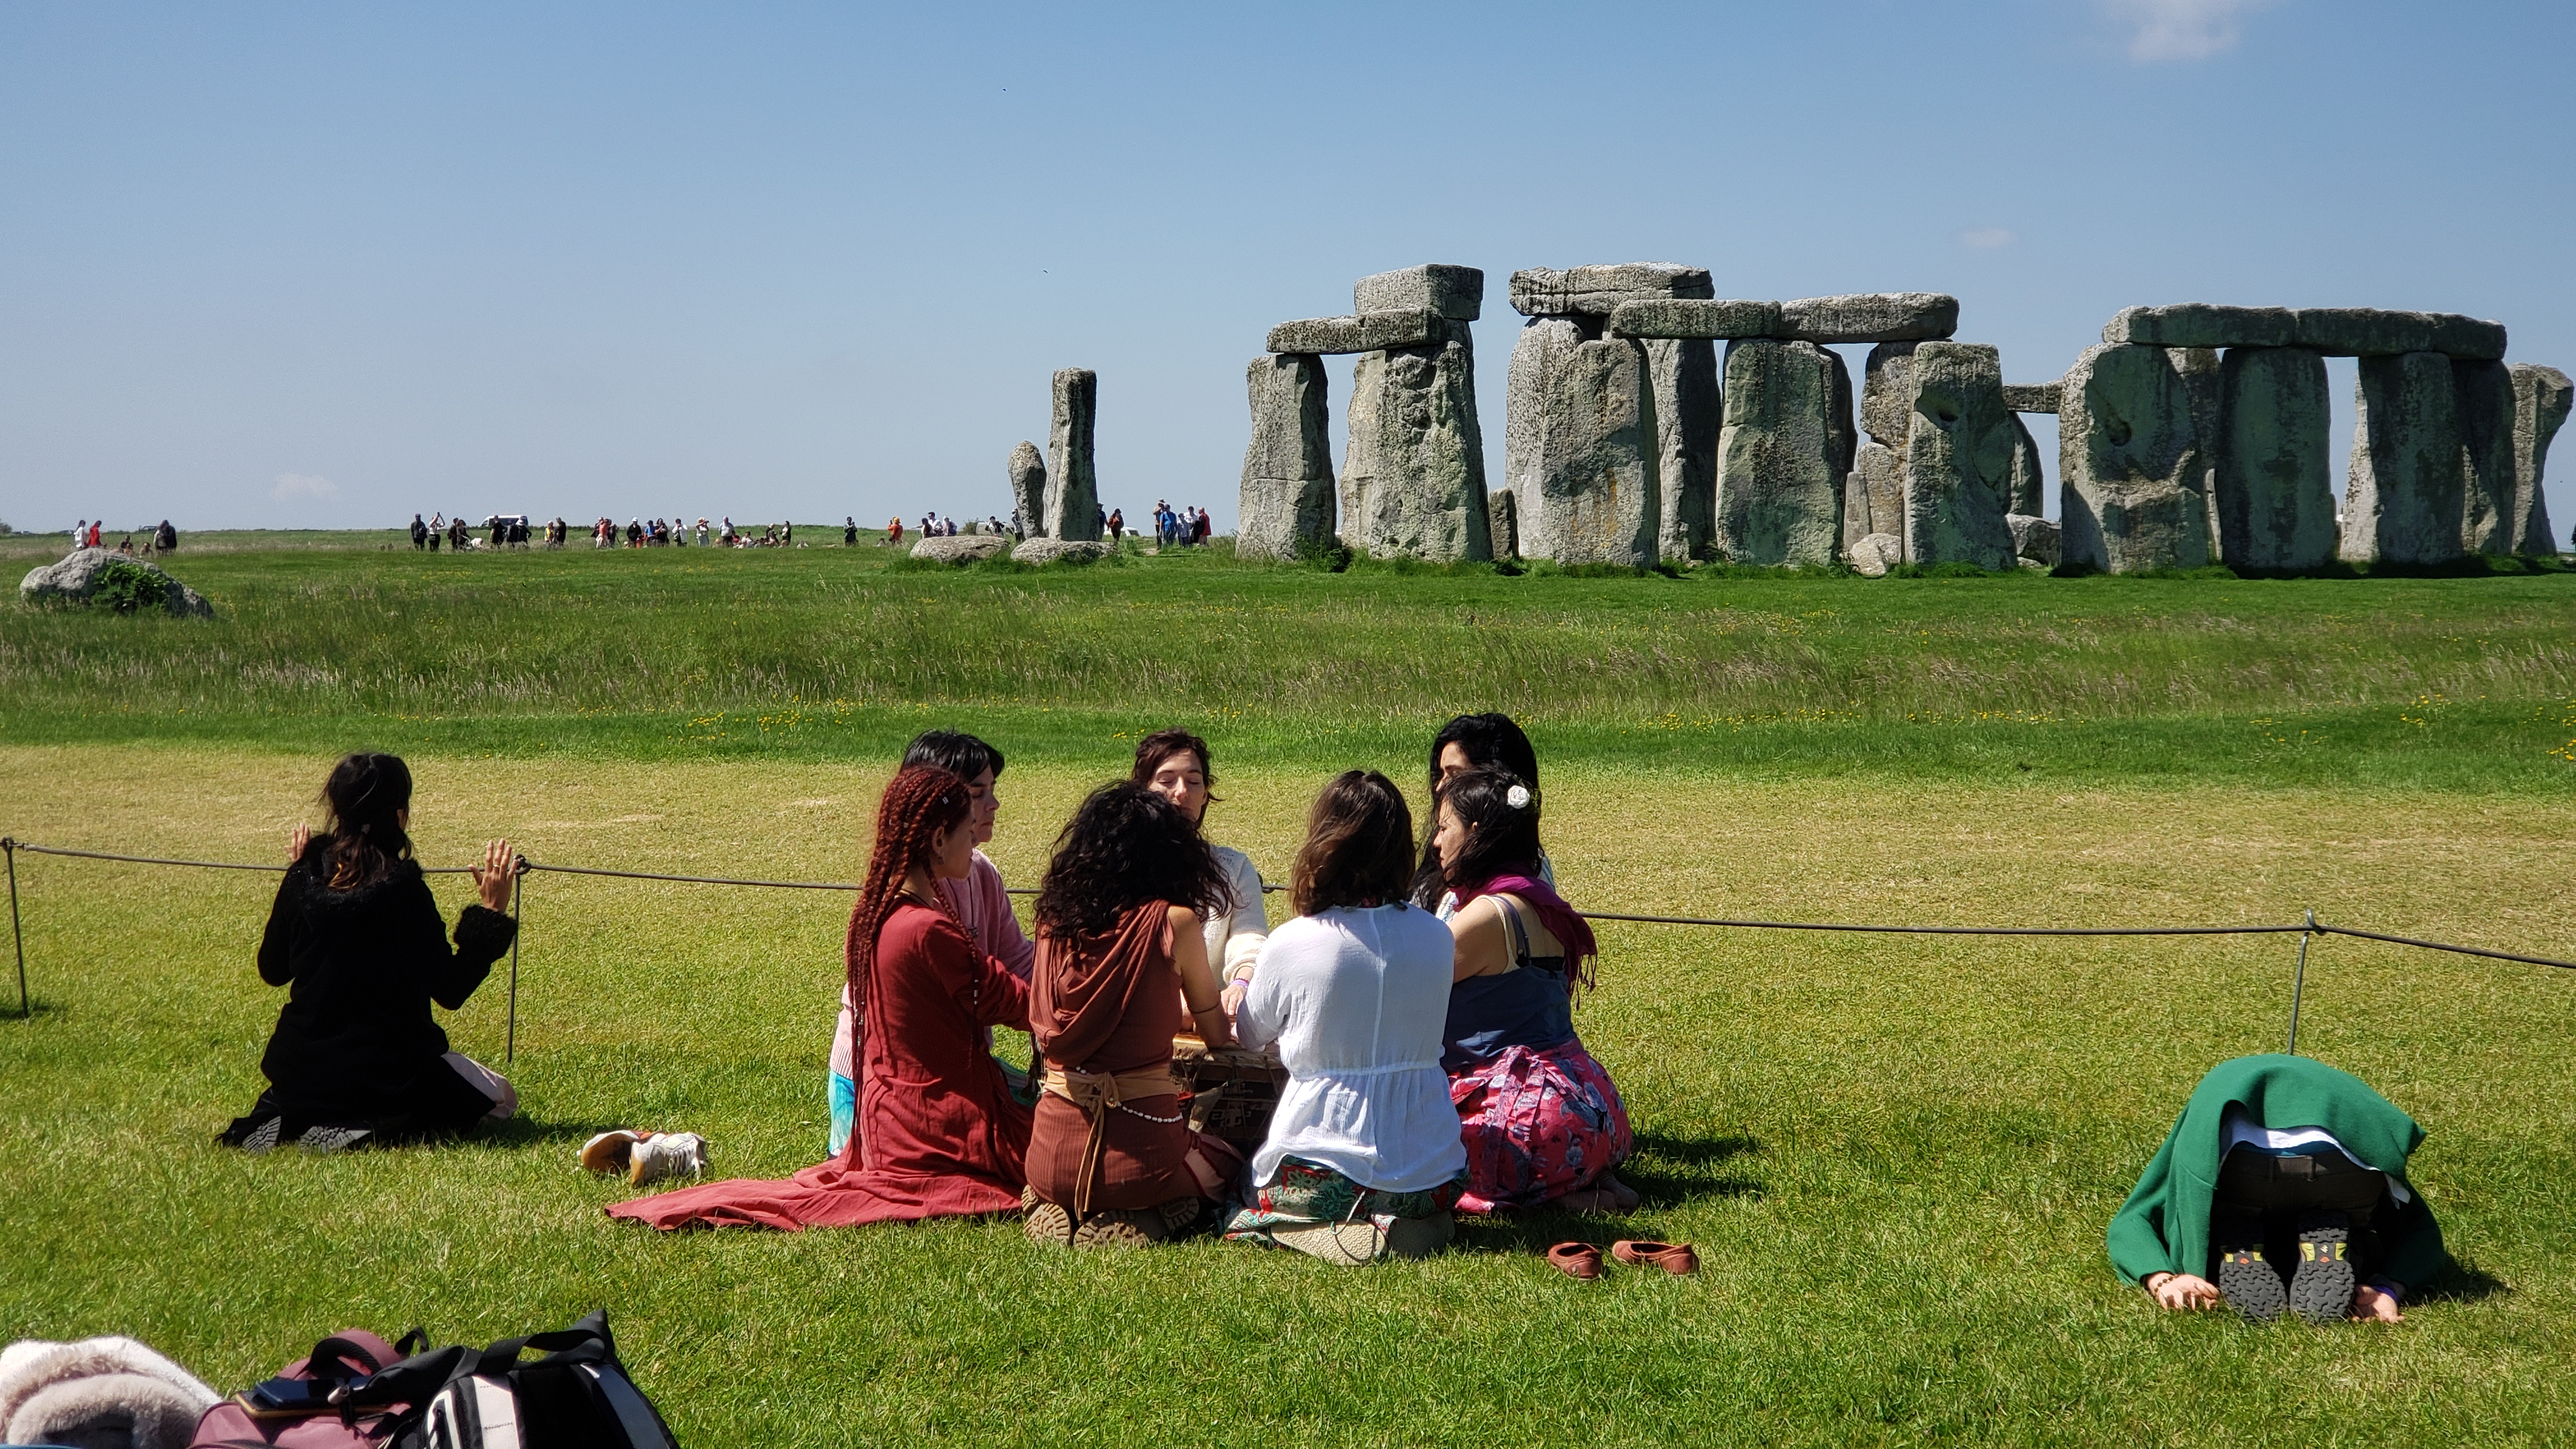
[885,500,1216,550]
[67,518,180,556]
[220,726,2447,1310]
[405,514,801,551]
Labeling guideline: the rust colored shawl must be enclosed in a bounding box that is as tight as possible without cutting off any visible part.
[1031,901,1176,1075]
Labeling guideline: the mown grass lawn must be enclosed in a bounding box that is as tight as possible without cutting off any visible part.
[3,539,2572,1445]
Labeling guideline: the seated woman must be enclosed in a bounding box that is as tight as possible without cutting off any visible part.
[1130,728,1269,1003]
[1225,771,1466,1264]
[1022,783,1242,1247]
[2110,1053,2444,1323]
[219,753,520,1153]
[1434,768,1635,1213]
[610,766,1031,1230]
[1410,713,1554,920]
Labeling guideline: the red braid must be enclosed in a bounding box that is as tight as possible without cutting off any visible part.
[845,765,973,1016]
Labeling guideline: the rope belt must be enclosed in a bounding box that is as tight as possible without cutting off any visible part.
[1042,1066,1181,1216]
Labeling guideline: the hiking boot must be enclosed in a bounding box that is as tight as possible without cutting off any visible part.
[299,1125,374,1154]
[2214,1214,2285,1323]
[2289,1211,2356,1324]
[239,1117,283,1154]
[1157,1197,1206,1236]
[1071,1209,1171,1249]
[627,1132,706,1185]
[1022,1189,1075,1248]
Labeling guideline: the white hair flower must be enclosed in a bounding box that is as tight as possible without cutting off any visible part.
[1505,783,1533,810]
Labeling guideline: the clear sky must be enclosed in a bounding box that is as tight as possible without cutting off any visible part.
[3,1,2571,537]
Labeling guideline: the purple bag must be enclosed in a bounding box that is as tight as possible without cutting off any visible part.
[189,1329,427,1448]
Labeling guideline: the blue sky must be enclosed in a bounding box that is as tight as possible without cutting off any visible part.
[3,1,2571,536]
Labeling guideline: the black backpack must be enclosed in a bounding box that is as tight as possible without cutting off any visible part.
[360,1310,677,1449]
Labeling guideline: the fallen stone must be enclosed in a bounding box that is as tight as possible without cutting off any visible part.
[1510,263,1712,318]
[2508,364,2570,555]
[1644,337,1719,562]
[1503,318,1582,542]
[1849,442,1903,555]
[2101,304,2297,349]
[1849,532,1903,577]
[2342,350,2464,565]
[2455,359,2518,556]
[1778,293,1958,344]
[1045,369,1101,541]
[1342,341,1492,561]
[1265,310,1463,356]
[2007,512,2060,569]
[1861,342,1919,449]
[1008,441,1047,537]
[1715,339,1842,566]
[1010,538,1113,565]
[1236,353,1338,562]
[910,534,1008,564]
[1605,298,1781,340]
[2428,313,2508,362]
[2007,413,2046,517]
[2058,343,2212,572]
[2212,348,2338,571]
[2001,382,2062,415]
[1522,337,1660,567]
[19,548,211,617]
[1354,264,1483,322]
[1488,486,1518,560]
[2292,309,2436,357]
[1901,341,2018,571]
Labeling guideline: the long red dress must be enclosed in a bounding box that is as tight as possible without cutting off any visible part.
[608,901,1032,1230]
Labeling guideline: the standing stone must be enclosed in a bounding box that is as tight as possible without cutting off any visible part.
[1643,337,1719,561]
[1489,487,1518,560]
[2169,347,2227,562]
[1044,369,1100,542]
[1236,354,1335,562]
[1900,342,2017,571]
[1846,443,1904,560]
[2508,364,2570,555]
[1715,339,1842,566]
[1007,441,1047,537]
[2342,351,2464,565]
[1521,338,1659,566]
[1342,341,1492,560]
[2455,359,2517,556]
[1503,318,1584,522]
[2006,414,2046,517]
[2212,348,2336,571]
[1825,348,1857,484]
[1861,342,1919,449]
[2058,344,2212,572]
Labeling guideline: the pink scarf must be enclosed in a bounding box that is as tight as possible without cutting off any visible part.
[1452,871,1597,992]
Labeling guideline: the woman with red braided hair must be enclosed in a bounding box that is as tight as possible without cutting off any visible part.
[610,765,1034,1230]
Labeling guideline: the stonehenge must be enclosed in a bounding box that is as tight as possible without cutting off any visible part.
[1006,441,1046,536]
[2060,343,2213,573]
[1900,342,2019,572]
[1236,353,1335,562]
[1043,369,1100,542]
[2212,347,2336,571]
[1510,265,1705,565]
[2342,351,2465,565]
[2508,365,2569,556]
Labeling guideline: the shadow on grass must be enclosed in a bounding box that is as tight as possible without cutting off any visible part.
[465,1116,645,1149]
[2415,1255,2511,1305]
[1445,1132,1764,1256]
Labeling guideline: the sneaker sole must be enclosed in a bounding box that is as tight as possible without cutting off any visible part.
[1071,1210,1170,1249]
[2218,1247,2286,1323]
[240,1118,283,1154]
[1023,1199,1075,1248]
[299,1126,373,1154]
[2290,1214,2355,1324]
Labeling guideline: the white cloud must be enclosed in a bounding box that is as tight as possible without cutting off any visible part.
[271,472,339,502]
[1960,227,2017,249]
[2103,0,2271,62]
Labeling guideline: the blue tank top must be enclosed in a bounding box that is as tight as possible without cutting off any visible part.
[1441,898,1576,1073]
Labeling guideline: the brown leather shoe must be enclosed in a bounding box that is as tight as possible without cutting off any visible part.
[1611,1239,1699,1275]
[1547,1241,1605,1280]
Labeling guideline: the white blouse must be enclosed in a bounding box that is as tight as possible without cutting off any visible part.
[1206,844,1269,977]
[1236,905,1466,1194]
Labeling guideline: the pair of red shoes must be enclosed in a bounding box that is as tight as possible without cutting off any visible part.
[1548,1239,1698,1280]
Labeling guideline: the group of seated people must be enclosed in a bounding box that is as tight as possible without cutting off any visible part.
[218,732,2449,1303]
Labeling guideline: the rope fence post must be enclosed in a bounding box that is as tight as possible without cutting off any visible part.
[2285,907,2315,1055]
[507,857,526,1066]
[5,838,26,1019]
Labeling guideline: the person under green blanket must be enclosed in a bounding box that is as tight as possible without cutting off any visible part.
[2108,1054,2446,1324]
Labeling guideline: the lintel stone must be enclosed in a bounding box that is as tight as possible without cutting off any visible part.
[1606,298,1781,340]
[1510,263,1712,318]
[1266,310,1462,356]
[1777,293,1958,343]
[2002,383,2062,414]
[1354,264,1484,322]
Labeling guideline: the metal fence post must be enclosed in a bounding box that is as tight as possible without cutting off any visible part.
[2285,908,2315,1055]
[5,839,25,1018]
[507,859,525,1065]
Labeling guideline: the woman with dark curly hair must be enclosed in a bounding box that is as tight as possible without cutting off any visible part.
[611,765,1033,1230]
[1022,783,1243,1247]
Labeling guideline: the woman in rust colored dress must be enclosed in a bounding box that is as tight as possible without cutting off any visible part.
[609,765,1032,1230]
[1022,783,1243,1246]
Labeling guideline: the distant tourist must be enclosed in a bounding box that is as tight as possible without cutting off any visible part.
[696,518,710,546]
[784,521,794,546]
[87,521,101,548]
[410,514,428,550]
[217,753,521,1154]
[72,518,86,549]
[1107,508,1124,544]
[845,516,858,546]
[448,517,468,551]
[157,519,176,552]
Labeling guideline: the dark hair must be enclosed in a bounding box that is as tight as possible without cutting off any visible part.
[1428,767,1544,894]
[1291,771,1414,917]
[1035,781,1230,938]
[1130,727,1218,808]
[1411,714,1541,907]
[903,730,1004,781]
[846,766,974,1013]
[316,753,415,891]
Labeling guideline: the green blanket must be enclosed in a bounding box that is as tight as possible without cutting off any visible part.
[2106,1054,2442,1287]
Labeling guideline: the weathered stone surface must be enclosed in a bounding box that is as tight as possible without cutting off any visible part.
[1860,342,1918,449]
[1510,263,1712,318]
[1644,337,1719,562]
[1715,339,1841,566]
[2508,364,2570,555]
[2292,309,2435,357]
[1044,369,1100,541]
[2341,351,2463,565]
[2007,413,2046,517]
[1849,533,1903,577]
[1342,341,1492,561]
[1848,442,1903,556]
[19,548,212,616]
[2168,347,2226,560]
[1503,318,1581,539]
[1842,467,1873,555]
[1901,342,2018,571]
[1236,353,1337,562]
[1488,487,1518,559]
[1010,538,1113,565]
[2002,382,2062,414]
[1825,348,1857,486]
[2429,313,2508,362]
[1606,298,1781,340]
[1521,338,1659,567]
[1354,264,1483,321]
[2058,343,2212,572]
[1778,293,1958,344]
[2210,347,2336,571]
[1007,441,1047,537]
[1265,310,1462,356]
[2007,513,2060,569]
[2101,304,2297,349]
[910,534,1008,564]
[2454,358,2517,556]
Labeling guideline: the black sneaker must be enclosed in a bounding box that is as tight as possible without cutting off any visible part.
[2215,1215,2285,1322]
[2290,1210,2356,1324]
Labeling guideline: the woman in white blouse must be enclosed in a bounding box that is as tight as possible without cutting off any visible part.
[1223,770,1466,1264]
[1131,728,1269,988]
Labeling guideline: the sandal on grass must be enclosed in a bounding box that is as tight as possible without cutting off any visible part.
[1611,1239,1699,1276]
[1546,1242,1605,1281]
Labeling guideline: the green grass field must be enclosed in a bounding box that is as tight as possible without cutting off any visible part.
[4,535,2573,1446]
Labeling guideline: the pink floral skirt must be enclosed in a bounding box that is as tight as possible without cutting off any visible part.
[1448,1038,1632,1213]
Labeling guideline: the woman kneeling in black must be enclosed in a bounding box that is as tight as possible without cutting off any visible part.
[220,753,523,1153]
